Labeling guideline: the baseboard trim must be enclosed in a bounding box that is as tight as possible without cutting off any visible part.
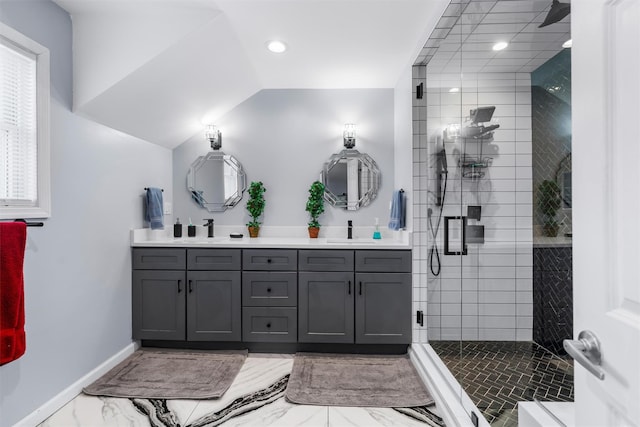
[14,342,138,427]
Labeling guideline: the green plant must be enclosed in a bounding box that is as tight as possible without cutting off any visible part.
[305,181,325,228]
[538,179,561,229]
[246,181,266,228]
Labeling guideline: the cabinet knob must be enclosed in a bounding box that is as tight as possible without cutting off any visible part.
[266,323,271,328]
[267,288,272,293]
[267,258,272,263]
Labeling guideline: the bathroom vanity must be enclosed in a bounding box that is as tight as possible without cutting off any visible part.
[131,231,412,352]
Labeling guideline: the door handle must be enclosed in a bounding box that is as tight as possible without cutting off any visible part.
[188,280,193,293]
[563,330,605,380]
[359,281,362,295]
[348,280,351,295]
[177,280,182,293]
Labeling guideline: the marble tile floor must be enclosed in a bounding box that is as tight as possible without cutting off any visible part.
[40,354,445,427]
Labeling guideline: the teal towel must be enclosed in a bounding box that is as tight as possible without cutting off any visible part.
[145,187,164,230]
[388,190,405,231]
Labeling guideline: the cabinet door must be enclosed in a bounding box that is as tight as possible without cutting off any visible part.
[355,273,411,344]
[298,271,354,343]
[132,270,185,340]
[186,271,241,341]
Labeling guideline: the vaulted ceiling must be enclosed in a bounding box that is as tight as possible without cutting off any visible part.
[53,0,449,148]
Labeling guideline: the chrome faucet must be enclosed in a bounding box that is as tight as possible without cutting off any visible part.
[347,220,353,239]
[204,219,214,238]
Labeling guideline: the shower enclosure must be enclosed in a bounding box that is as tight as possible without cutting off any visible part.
[412,1,573,426]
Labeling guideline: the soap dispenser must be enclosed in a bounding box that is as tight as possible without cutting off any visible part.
[373,218,382,239]
[174,218,182,238]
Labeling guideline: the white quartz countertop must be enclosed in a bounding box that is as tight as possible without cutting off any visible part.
[131,226,412,250]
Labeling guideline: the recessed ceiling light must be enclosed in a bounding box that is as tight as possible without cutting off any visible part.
[267,40,287,53]
[449,87,460,93]
[562,39,572,48]
[492,41,508,51]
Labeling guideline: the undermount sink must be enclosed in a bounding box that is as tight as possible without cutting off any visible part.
[325,238,378,244]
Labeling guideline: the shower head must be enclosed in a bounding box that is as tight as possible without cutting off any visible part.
[538,0,570,28]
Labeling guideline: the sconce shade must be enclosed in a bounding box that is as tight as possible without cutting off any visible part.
[205,125,222,150]
[343,123,356,149]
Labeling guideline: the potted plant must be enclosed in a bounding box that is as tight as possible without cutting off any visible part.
[538,179,561,237]
[305,180,325,238]
[246,181,266,238]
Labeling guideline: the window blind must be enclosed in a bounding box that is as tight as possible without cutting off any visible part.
[0,41,38,206]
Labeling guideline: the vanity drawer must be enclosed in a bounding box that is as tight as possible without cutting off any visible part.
[242,272,297,307]
[242,249,297,271]
[133,248,186,270]
[298,250,354,272]
[355,250,412,273]
[242,307,297,342]
[187,249,241,270]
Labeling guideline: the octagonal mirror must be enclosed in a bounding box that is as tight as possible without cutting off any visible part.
[321,149,381,210]
[187,151,247,212]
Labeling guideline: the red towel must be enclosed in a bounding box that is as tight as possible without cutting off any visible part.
[0,222,27,365]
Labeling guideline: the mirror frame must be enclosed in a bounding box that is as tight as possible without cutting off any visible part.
[321,149,381,210]
[187,151,247,212]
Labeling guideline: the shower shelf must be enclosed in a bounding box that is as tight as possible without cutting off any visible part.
[459,155,493,179]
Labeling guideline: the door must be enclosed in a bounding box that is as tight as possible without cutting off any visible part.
[355,273,411,344]
[298,271,354,343]
[132,270,185,340]
[186,271,241,341]
[572,1,640,425]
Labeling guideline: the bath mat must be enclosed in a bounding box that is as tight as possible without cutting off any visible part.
[285,353,433,407]
[83,348,247,399]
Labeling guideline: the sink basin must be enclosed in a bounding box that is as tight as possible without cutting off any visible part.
[325,238,378,244]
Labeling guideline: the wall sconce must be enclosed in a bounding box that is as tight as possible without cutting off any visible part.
[343,123,356,149]
[205,125,222,150]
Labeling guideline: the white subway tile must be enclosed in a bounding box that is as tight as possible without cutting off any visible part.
[480,316,517,328]
[462,315,478,328]
[516,329,532,341]
[441,328,462,341]
[478,92,516,105]
[516,291,532,304]
[479,303,516,316]
[479,328,516,340]
[462,328,480,340]
[516,279,533,291]
[516,303,533,316]
[479,279,517,291]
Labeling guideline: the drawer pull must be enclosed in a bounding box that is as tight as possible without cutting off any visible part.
[188,280,193,293]
[267,288,272,293]
[359,281,362,295]
[267,258,272,263]
[177,280,182,293]
[348,280,351,295]
[266,323,271,328]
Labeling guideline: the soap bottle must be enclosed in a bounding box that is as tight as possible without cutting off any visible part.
[373,217,382,239]
[174,218,182,238]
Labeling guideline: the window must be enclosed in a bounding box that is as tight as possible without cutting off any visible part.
[0,23,50,219]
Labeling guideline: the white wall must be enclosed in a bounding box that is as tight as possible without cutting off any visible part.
[393,64,414,231]
[412,67,533,342]
[0,2,173,426]
[173,89,396,232]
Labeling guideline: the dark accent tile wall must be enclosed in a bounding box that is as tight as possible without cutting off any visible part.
[533,247,573,356]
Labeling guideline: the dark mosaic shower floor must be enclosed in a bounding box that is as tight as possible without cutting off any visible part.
[431,341,574,427]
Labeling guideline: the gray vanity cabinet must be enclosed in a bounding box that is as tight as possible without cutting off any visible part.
[298,250,411,344]
[242,249,298,342]
[187,270,241,341]
[298,271,355,343]
[354,272,412,344]
[132,269,186,340]
[132,248,241,342]
[132,248,187,341]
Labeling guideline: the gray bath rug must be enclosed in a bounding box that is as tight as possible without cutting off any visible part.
[285,352,434,407]
[83,348,247,399]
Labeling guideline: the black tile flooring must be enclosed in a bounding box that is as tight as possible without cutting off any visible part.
[431,341,574,427]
